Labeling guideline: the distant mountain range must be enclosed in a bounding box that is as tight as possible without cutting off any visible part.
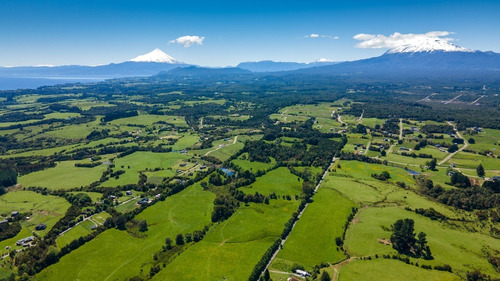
[0,49,186,79]
[1,39,500,90]
[237,60,338,72]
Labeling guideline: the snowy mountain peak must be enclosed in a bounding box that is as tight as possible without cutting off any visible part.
[129,48,180,63]
[315,58,334,63]
[386,38,474,54]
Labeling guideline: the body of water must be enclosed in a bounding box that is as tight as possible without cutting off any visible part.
[0,76,107,90]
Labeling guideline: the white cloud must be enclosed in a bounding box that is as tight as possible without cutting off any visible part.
[169,35,205,48]
[353,31,454,49]
[305,33,339,39]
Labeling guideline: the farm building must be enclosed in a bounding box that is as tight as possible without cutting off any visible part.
[295,269,310,277]
[35,224,47,231]
[16,236,35,246]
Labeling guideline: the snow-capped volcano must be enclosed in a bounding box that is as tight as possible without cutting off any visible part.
[386,38,474,54]
[129,48,180,63]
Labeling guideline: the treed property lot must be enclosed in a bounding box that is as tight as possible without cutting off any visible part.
[0,79,499,281]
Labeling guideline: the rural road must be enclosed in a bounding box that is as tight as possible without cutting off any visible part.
[444,94,462,105]
[260,156,338,277]
[204,135,238,156]
[437,121,468,166]
[399,118,403,140]
[59,196,138,237]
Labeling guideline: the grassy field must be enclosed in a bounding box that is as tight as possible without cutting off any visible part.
[101,151,189,187]
[241,167,302,196]
[153,200,299,281]
[333,160,416,186]
[37,183,215,281]
[338,259,461,281]
[272,184,355,270]
[18,160,108,190]
[231,159,274,172]
[465,128,500,156]
[55,213,111,249]
[0,191,71,251]
[344,207,500,277]
[446,151,499,170]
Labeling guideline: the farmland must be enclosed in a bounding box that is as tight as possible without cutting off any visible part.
[0,76,499,281]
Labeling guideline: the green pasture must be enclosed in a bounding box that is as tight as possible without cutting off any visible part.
[0,191,71,250]
[101,151,189,187]
[338,259,460,281]
[37,183,215,281]
[273,185,355,269]
[241,167,302,196]
[19,160,107,190]
[153,200,299,281]
[344,207,500,277]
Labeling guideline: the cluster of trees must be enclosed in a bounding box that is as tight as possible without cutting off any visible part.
[0,167,17,194]
[164,225,210,251]
[64,193,92,206]
[391,218,432,259]
[450,172,471,188]
[211,194,239,223]
[416,176,500,210]
[0,221,21,242]
[372,171,391,181]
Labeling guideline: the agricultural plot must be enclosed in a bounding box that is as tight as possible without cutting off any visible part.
[0,191,71,250]
[344,206,500,277]
[37,183,215,281]
[241,167,302,196]
[18,160,108,190]
[153,200,299,281]
[272,185,355,270]
[447,151,499,170]
[101,151,189,187]
[333,160,416,186]
[231,159,274,172]
[338,259,460,281]
[465,128,500,156]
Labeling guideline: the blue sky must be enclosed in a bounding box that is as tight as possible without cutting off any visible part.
[1,0,499,66]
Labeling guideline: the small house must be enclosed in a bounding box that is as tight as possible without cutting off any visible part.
[11,211,19,217]
[90,225,97,230]
[35,224,47,231]
[126,191,132,196]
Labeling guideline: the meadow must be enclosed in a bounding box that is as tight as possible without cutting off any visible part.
[18,160,108,190]
[37,183,215,281]
[272,185,355,270]
[0,191,71,251]
[101,151,189,187]
[152,200,299,280]
[240,167,302,196]
[338,259,461,281]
